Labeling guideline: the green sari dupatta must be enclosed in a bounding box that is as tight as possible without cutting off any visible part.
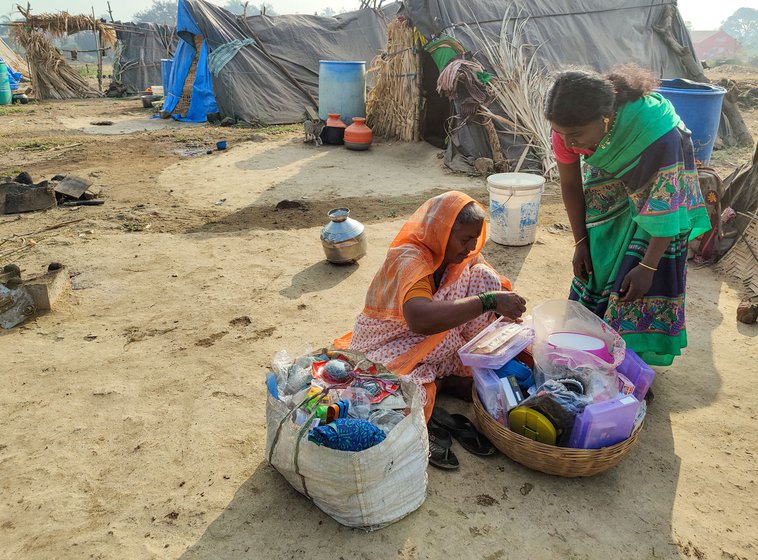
[585,92,682,177]
[585,93,710,241]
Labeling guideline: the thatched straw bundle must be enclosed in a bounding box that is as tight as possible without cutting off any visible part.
[717,214,758,298]
[366,18,421,142]
[10,26,101,99]
[17,9,116,47]
[470,14,557,179]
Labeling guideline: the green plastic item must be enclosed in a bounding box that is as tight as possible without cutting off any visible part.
[476,71,492,85]
[0,60,12,106]
[423,36,465,71]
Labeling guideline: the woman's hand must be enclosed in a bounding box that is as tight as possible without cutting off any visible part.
[620,265,655,302]
[572,240,593,283]
[494,292,526,320]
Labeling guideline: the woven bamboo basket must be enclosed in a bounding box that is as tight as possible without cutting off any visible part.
[472,386,643,477]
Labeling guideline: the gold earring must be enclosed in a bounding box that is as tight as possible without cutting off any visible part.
[603,116,610,133]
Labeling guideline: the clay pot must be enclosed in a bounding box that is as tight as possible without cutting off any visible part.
[321,113,347,145]
[344,117,373,151]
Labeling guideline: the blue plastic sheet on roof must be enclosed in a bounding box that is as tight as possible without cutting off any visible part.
[161,0,219,122]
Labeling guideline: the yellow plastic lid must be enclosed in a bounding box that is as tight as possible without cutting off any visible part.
[509,407,557,445]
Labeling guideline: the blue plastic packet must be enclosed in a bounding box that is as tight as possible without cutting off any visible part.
[308,418,386,451]
[495,360,534,389]
[265,373,280,399]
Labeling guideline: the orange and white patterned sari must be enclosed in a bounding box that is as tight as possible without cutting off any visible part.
[337,191,511,420]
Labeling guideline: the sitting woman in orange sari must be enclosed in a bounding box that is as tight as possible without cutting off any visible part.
[342,191,526,469]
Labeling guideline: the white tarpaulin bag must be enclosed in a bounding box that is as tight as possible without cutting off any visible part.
[266,376,429,530]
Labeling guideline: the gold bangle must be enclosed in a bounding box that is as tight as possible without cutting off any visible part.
[573,236,587,247]
[639,262,657,272]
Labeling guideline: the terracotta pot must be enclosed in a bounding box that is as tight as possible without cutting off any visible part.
[322,113,347,145]
[326,113,347,128]
[344,117,373,151]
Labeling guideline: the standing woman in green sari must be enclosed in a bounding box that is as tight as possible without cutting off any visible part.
[545,65,711,366]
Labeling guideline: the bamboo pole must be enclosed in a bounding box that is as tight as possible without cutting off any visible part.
[107,1,114,23]
[92,7,102,92]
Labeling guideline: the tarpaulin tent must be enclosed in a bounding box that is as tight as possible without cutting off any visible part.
[113,22,178,93]
[162,0,393,124]
[401,0,703,173]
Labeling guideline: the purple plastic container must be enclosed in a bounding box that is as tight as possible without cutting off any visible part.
[617,349,655,401]
[568,394,641,449]
[458,318,534,369]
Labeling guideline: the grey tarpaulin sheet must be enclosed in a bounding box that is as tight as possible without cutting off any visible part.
[113,22,178,93]
[403,0,698,172]
[180,0,394,125]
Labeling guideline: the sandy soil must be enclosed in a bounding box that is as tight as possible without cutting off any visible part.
[1,98,756,560]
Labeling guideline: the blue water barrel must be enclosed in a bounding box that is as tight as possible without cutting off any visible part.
[161,58,174,92]
[656,78,726,164]
[318,61,366,124]
[0,59,12,106]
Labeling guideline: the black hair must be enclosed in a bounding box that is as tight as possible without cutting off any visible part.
[544,64,660,127]
[455,201,485,225]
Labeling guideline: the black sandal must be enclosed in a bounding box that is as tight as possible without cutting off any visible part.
[428,423,459,470]
[431,408,495,457]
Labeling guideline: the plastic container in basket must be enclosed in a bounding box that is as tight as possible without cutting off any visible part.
[616,348,655,401]
[472,350,535,425]
[458,317,534,369]
[567,394,641,449]
[472,385,642,477]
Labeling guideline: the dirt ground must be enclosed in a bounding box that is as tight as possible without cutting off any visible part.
[1,97,757,560]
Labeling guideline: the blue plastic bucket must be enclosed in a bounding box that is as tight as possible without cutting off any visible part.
[0,59,12,106]
[318,61,366,125]
[656,78,726,164]
[161,58,174,92]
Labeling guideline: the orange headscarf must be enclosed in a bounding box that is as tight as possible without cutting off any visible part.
[348,191,510,374]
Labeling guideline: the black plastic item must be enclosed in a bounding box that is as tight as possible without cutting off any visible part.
[12,93,29,105]
[321,126,345,145]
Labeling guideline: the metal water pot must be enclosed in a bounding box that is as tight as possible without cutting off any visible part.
[320,208,367,264]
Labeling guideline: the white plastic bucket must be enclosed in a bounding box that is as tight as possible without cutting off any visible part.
[487,172,545,246]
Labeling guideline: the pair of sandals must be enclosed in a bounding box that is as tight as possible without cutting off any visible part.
[428,408,495,470]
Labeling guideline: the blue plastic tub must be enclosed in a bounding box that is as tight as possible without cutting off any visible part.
[161,58,174,92]
[656,78,726,164]
[318,60,366,125]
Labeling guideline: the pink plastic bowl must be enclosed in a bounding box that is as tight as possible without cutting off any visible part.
[547,332,614,363]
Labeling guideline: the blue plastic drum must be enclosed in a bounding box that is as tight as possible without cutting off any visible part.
[161,58,174,92]
[656,78,726,164]
[318,60,366,125]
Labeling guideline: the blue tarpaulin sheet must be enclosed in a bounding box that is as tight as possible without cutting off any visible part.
[162,0,219,122]
[5,62,21,91]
